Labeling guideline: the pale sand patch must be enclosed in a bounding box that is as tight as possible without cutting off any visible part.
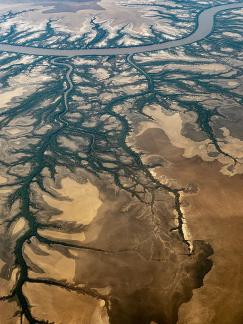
[142,104,212,161]
[23,282,109,324]
[43,177,102,225]
[140,105,238,174]
[152,168,193,251]
[111,74,142,86]
[6,127,23,135]
[0,188,12,195]
[0,87,25,109]
[220,127,243,158]
[122,84,145,94]
[224,31,242,39]
[0,67,52,110]
[38,228,86,243]
[5,125,34,136]
[10,217,28,236]
[11,66,52,88]
[102,90,138,104]
[179,94,219,102]
[73,58,97,66]
[58,136,79,151]
[24,242,76,282]
[216,127,243,176]
[156,23,181,36]
[117,35,142,46]
[78,86,98,95]
[0,258,4,272]
[82,120,98,128]
[136,50,209,63]
[0,268,18,297]
[149,63,229,74]
[34,124,52,135]
[221,47,234,52]
[8,116,35,127]
[179,193,193,251]
[0,175,7,184]
[150,169,177,188]
[228,81,239,87]
[90,67,110,81]
[95,286,111,296]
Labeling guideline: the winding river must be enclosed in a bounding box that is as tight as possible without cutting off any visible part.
[0,2,242,57]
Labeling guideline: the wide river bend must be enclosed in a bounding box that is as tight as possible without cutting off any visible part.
[0,2,242,57]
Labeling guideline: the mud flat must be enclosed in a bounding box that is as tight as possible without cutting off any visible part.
[0,300,19,324]
[23,282,109,324]
[43,177,102,225]
[133,114,243,324]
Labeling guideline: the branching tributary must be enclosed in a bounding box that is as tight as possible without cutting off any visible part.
[2,44,239,321]
[1,9,242,320]
[0,54,196,323]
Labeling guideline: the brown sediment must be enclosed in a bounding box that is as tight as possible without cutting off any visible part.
[135,124,243,324]
[0,300,19,324]
[0,175,7,185]
[0,267,19,297]
[6,127,27,135]
[24,238,76,283]
[23,282,109,324]
[38,228,86,243]
[18,166,212,324]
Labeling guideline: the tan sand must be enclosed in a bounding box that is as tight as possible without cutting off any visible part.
[140,104,213,161]
[0,175,7,184]
[6,127,23,135]
[142,105,241,174]
[148,63,229,74]
[58,136,79,151]
[23,282,109,324]
[10,217,27,236]
[24,241,76,282]
[135,126,243,324]
[43,177,102,225]
[0,267,19,297]
[0,300,19,324]
[0,258,4,273]
[38,228,85,243]
[0,87,25,109]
